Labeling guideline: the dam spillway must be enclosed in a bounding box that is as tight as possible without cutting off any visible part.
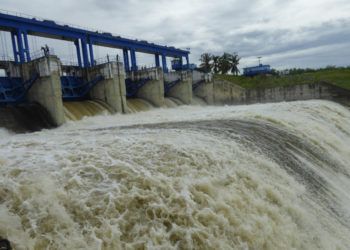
[0,100,350,249]
[1,8,350,250]
[0,53,212,131]
[63,100,113,121]
[0,103,54,132]
[0,9,215,131]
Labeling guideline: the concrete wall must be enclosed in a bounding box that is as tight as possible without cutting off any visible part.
[165,71,193,104]
[192,70,205,83]
[192,70,214,104]
[128,67,165,107]
[5,62,21,77]
[211,78,350,106]
[88,62,126,113]
[212,79,245,105]
[244,83,350,104]
[193,80,214,104]
[23,56,65,126]
[164,72,180,83]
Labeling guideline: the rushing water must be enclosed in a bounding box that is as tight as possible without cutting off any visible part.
[64,101,113,121]
[126,98,155,113]
[127,98,184,113]
[0,104,54,132]
[0,100,350,249]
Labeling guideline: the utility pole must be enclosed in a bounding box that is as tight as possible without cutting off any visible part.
[258,56,262,65]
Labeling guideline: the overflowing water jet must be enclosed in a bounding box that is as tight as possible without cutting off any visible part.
[0,103,54,133]
[126,98,155,113]
[63,100,113,121]
[191,95,207,106]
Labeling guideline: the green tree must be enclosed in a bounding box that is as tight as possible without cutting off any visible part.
[211,55,221,74]
[199,53,213,73]
[218,53,232,74]
[229,52,241,75]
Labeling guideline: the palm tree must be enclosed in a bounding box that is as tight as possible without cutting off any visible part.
[199,53,212,73]
[229,52,241,75]
[218,53,232,74]
[211,56,221,74]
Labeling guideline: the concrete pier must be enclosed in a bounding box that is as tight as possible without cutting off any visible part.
[88,62,127,113]
[192,70,214,104]
[164,71,193,104]
[128,67,165,107]
[211,78,245,105]
[22,56,65,126]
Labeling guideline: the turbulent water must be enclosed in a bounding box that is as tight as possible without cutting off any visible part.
[0,104,54,132]
[64,100,113,121]
[126,99,155,113]
[1,100,350,249]
[127,98,184,113]
[191,96,207,106]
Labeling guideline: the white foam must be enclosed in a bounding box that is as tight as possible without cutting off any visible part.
[0,100,350,249]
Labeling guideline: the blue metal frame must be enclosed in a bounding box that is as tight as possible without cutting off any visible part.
[23,30,31,61]
[130,49,137,71]
[88,40,94,66]
[74,40,82,67]
[16,29,25,63]
[155,54,160,67]
[123,49,130,72]
[125,78,150,97]
[0,11,190,72]
[61,75,104,101]
[0,73,39,104]
[162,54,168,73]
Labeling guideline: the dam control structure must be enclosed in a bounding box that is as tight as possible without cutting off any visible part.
[0,10,213,128]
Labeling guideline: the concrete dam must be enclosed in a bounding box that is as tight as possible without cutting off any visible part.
[0,11,213,132]
[1,10,350,250]
[0,55,213,132]
[2,10,349,133]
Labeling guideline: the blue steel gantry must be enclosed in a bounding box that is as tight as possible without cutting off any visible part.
[0,11,190,73]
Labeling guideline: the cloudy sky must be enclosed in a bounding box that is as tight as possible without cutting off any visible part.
[1,0,350,70]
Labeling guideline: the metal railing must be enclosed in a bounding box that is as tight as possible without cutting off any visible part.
[0,47,56,63]
[0,54,13,62]
[94,54,120,65]
[60,59,79,67]
[30,47,56,60]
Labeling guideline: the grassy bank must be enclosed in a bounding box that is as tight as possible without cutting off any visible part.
[215,68,350,90]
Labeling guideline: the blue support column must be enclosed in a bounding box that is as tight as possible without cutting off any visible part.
[16,30,25,63]
[185,55,189,69]
[22,31,31,62]
[178,57,183,70]
[130,49,137,71]
[123,48,130,72]
[81,38,90,68]
[11,32,18,63]
[162,54,168,73]
[88,40,94,66]
[155,54,160,67]
[74,40,82,67]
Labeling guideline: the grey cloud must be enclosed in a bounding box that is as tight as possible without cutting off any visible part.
[0,0,349,69]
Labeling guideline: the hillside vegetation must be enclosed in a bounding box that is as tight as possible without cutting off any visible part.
[215,68,350,90]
